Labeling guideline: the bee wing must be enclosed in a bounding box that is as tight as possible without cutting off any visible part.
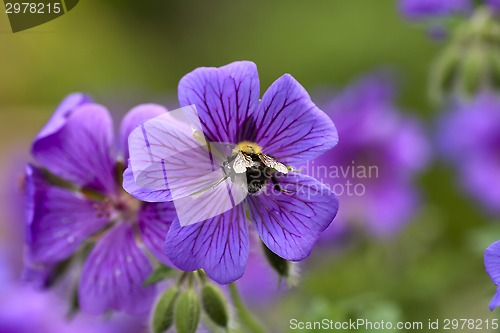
[259,154,288,174]
[232,151,253,173]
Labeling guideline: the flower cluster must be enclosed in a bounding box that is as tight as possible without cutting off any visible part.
[24,61,340,325]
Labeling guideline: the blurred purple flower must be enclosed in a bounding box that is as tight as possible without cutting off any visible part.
[399,0,472,20]
[125,61,339,284]
[0,249,147,333]
[305,74,430,238]
[26,94,176,315]
[484,241,500,310]
[400,0,500,20]
[438,93,500,213]
[488,0,500,12]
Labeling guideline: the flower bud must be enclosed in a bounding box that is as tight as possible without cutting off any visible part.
[459,46,487,97]
[151,287,179,333]
[175,289,201,333]
[430,6,500,102]
[430,46,460,102]
[201,284,229,328]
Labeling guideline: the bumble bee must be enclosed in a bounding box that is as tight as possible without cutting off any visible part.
[222,141,289,194]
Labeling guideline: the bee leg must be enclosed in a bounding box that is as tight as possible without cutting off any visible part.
[271,175,295,194]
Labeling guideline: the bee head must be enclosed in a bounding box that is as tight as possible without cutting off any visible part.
[235,141,262,154]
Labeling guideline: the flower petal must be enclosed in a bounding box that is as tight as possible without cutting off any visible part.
[32,103,117,195]
[251,74,338,166]
[22,260,57,289]
[138,202,176,266]
[164,205,249,284]
[462,156,500,213]
[178,61,260,143]
[247,173,338,261]
[120,104,167,163]
[25,165,108,263]
[122,166,170,202]
[33,93,92,144]
[490,288,500,311]
[79,224,155,315]
[485,240,500,310]
[488,0,500,12]
[363,183,419,238]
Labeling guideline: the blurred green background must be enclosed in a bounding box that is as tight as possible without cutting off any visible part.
[0,0,498,332]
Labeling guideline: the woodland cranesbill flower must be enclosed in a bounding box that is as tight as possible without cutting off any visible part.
[125,61,339,284]
[305,74,430,238]
[438,93,500,214]
[25,94,176,315]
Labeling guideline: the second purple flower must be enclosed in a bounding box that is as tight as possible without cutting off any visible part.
[26,95,176,315]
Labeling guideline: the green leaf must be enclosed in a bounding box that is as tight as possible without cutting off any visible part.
[151,287,179,333]
[175,289,201,333]
[144,265,177,286]
[201,284,229,327]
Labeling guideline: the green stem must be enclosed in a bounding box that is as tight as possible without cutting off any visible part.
[228,283,266,333]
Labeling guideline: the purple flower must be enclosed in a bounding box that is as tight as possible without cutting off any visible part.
[399,0,472,20]
[438,93,500,213]
[486,0,500,11]
[305,74,430,238]
[485,241,500,310]
[26,94,176,315]
[399,0,500,20]
[0,249,147,333]
[125,61,339,284]
[487,0,500,12]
